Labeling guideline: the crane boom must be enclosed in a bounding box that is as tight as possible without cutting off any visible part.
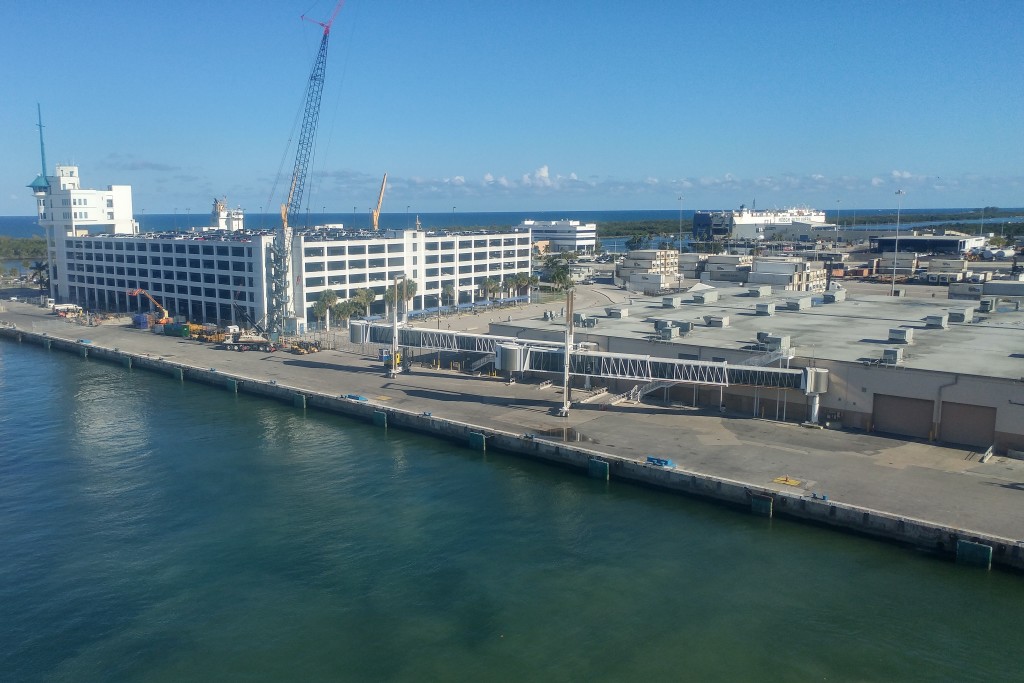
[267,0,346,339]
[127,288,171,323]
[371,173,388,231]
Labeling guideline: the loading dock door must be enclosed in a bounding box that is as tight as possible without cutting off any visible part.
[873,394,934,440]
[939,402,997,448]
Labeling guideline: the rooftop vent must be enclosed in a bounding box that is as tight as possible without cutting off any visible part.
[882,347,903,364]
[888,328,914,344]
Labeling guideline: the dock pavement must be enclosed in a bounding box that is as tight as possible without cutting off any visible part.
[2,296,1023,546]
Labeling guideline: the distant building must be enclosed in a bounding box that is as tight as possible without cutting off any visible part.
[518,219,596,254]
[872,234,985,255]
[30,165,532,331]
[693,206,827,241]
[29,164,138,301]
[615,249,680,292]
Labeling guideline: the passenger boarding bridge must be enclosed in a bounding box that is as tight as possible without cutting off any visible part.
[350,322,822,395]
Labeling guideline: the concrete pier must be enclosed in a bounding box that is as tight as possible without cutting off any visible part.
[2,311,1023,572]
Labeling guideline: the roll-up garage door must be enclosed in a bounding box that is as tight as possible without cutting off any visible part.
[939,402,996,448]
[873,394,934,439]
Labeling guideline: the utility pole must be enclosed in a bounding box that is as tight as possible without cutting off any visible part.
[560,289,574,417]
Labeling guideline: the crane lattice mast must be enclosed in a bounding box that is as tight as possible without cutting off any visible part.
[268,0,345,339]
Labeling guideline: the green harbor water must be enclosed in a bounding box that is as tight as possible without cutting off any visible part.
[1,340,1022,682]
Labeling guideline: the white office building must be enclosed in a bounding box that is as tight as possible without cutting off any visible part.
[29,164,138,297]
[518,219,597,254]
[32,165,533,332]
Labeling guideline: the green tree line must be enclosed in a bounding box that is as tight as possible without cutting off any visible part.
[0,236,47,260]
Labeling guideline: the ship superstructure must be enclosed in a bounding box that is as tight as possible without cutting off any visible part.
[694,205,827,241]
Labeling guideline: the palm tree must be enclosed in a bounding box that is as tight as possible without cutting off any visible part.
[350,288,376,316]
[384,279,418,317]
[30,260,49,292]
[442,283,456,310]
[312,289,338,329]
[331,299,360,324]
[480,277,500,302]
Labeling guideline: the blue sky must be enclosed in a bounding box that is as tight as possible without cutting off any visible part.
[3,0,1021,216]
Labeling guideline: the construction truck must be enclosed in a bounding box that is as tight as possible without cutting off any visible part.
[289,340,321,355]
[218,325,276,352]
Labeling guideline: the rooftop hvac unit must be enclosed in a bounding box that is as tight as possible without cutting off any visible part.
[823,289,847,303]
[888,328,913,344]
[675,321,695,334]
[704,315,729,328]
[978,298,996,313]
[606,307,628,318]
[786,297,812,311]
[693,291,719,304]
[654,319,673,330]
[756,331,771,343]
[765,334,790,351]
[882,347,903,364]
[755,302,776,316]
[660,327,677,340]
[948,307,974,323]
[748,286,772,297]
[924,313,949,329]
[662,296,680,308]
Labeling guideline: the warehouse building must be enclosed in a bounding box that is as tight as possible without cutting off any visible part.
[489,284,1024,454]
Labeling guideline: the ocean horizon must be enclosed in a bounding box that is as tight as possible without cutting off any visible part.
[2,207,1020,240]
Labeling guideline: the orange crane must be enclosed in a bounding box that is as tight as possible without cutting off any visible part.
[371,173,388,231]
[127,288,172,324]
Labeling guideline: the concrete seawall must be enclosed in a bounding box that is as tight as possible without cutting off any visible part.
[3,326,1021,572]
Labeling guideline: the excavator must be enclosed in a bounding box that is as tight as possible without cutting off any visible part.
[371,173,387,231]
[127,288,172,324]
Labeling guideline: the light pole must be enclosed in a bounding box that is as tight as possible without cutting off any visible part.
[259,206,263,229]
[140,208,145,230]
[174,208,178,229]
[891,190,905,296]
[677,196,684,250]
[353,206,357,229]
[186,207,191,229]
[835,199,840,245]
[452,206,456,228]
[406,205,410,230]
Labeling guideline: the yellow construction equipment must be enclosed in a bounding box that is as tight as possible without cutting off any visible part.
[127,288,172,324]
[371,173,388,231]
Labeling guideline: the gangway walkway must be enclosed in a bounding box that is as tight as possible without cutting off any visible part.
[353,322,812,392]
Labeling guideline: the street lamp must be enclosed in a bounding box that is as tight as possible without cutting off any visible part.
[452,206,456,227]
[186,207,191,229]
[891,190,905,296]
[677,196,684,250]
[259,206,263,229]
[406,205,410,230]
[835,199,841,245]
[353,206,357,229]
